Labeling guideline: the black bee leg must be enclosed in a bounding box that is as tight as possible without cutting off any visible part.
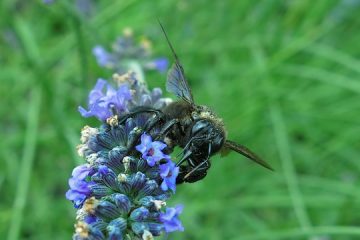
[177,147,212,184]
[143,113,166,132]
[176,165,188,184]
[119,107,164,125]
[175,136,207,167]
[125,109,166,153]
[183,142,212,181]
[175,136,208,171]
[183,160,211,183]
[176,150,192,167]
[175,135,204,158]
[153,118,180,141]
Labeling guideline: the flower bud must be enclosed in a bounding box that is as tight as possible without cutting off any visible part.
[108,146,127,171]
[130,207,149,222]
[117,174,132,195]
[95,201,122,220]
[138,196,155,208]
[90,184,113,198]
[111,193,132,214]
[147,222,164,236]
[96,165,118,190]
[108,217,127,232]
[136,158,148,172]
[131,222,147,236]
[129,172,146,192]
[137,180,158,199]
[107,217,127,239]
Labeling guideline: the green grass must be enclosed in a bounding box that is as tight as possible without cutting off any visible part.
[1,0,360,239]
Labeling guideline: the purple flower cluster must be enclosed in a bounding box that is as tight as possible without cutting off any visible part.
[64,24,186,238]
[67,71,183,239]
[78,73,172,122]
[92,29,169,74]
[78,79,132,121]
[160,205,184,232]
[136,133,179,193]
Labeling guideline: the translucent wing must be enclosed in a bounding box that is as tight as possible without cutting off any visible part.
[159,21,194,105]
[224,140,274,171]
[167,63,194,104]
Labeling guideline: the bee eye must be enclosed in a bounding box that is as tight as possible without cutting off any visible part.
[191,120,209,135]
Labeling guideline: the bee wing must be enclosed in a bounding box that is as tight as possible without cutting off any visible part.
[224,140,274,171]
[167,63,194,104]
[159,21,194,105]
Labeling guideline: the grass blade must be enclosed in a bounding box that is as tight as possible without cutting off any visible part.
[7,87,42,240]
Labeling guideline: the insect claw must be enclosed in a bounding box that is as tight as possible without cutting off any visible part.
[176,150,192,167]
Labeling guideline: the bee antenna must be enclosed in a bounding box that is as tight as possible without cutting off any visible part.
[157,19,181,63]
[225,140,274,171]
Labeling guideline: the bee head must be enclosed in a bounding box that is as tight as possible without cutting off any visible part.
[190,119,225,158]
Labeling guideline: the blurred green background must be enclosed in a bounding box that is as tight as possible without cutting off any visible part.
[1,0,360,239]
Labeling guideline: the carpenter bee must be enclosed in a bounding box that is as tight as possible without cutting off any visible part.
[157,22,273,183]
[120,23,273,184]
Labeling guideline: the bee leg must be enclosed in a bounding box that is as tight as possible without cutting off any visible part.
[183,160,211,183]
[153,118,180,140]
[177,142,211,183]
[175,135,204,158]
[176,150,192,167]
[118,107,164,125]
[125,110,166,153]
[176,165,188,184]
[143,114,166,132]
[183,142,212,181]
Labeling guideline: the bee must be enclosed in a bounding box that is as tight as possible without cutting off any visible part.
[120,22,273,184]
[157,22,273,183]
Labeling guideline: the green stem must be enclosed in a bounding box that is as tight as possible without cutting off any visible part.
[7,87,42,240]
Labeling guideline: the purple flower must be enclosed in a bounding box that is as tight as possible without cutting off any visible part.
[98,165,110,175]
[78,79,132,121]
[76,0,94,17]
[43,0,54,4]
[153,58,169,73]
[65,164,94,208]
[159,205,184,233]
[84,215,98,224]
[135,133,168,167]
[73,164,93,179]
[92,31,169,75]
[92,46,114,67]
[159,161,179,193]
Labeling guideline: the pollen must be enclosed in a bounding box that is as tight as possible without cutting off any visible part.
[83,197,98,214]
[75,222,89,238]
[142,230,154,240]
[85,153,98,165]
[80,125,99,143]
[106,115,119,127]
[152,200,166,211]
[123,156,131,172]
[76,144,88,158]
[118,173,128,183]
[113,71,135,85]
